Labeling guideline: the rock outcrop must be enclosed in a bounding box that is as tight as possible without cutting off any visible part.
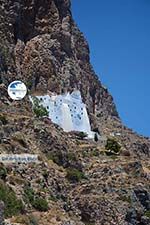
[0,0,118,119]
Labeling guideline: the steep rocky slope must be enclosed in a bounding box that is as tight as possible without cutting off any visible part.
[0,0,150,225]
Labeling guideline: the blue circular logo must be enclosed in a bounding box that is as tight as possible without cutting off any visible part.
[8,81,27,100]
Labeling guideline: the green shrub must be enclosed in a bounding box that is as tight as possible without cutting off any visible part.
[32,97,49,118]
[77,132,88,140]
[24,186,35,204]
[91,149,99,157]
[144,210,150,218]
[0,164,7,180]
[42,170,49,180]
[82,151,88,158]
[26,80,33,90]
[119,195,132,204]
[47,152,63,165]
[0,114,7,125]
[0,181,24,217]
[33,106,49,118]
[105,138,121,155]
[32,197,48,212]
[66,168,86,183]
[67,152,77,161]
[24,185,48,212]
[48,151,78,165]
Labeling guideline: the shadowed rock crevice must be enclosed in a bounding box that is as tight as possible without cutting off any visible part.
[54,0,71,20]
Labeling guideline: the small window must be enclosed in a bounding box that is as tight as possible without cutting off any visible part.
[47,106,49,109]
[40,98,42,101]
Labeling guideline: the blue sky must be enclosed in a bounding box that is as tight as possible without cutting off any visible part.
[72,0,150,137]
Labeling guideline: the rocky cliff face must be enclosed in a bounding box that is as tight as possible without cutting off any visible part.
[0,1,150,225]
[0,0,118,119]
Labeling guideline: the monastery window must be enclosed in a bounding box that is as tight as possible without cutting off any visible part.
[47,106,49,109]
[40,98,43,101]
[77,114,81,120]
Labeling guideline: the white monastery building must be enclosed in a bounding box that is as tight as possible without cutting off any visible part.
[30,90,95,138]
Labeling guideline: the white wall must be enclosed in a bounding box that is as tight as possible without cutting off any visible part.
[30,91,94,138]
